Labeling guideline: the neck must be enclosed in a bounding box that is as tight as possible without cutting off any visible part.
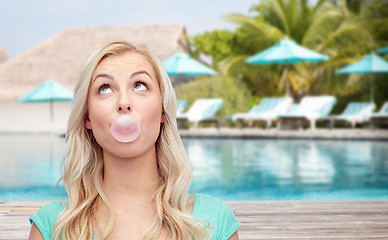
[102,147,161,204]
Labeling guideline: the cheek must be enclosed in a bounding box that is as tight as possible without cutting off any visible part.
[88,101,110,129]
[90,110,105,126]
[140,99,163,133]
[144,103,162,125]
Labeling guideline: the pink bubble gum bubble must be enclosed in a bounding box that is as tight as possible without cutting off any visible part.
[110,115,141,143]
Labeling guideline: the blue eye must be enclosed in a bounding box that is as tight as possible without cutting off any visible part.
[134,81,147,91]
[99,84,112,94]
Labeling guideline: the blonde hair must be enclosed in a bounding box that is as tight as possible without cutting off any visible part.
[52,41,209,239]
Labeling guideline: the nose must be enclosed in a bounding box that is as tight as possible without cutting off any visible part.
[117,94,132,113]
[118,105,131,112]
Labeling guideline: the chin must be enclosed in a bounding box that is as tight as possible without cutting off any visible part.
[114,144,144,158]
[114,141,155,159]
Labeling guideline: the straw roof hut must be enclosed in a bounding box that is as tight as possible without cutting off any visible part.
[0,47,8,64]
[0,24,189,101]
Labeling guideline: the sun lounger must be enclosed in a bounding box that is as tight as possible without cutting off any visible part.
[177,98,224,128]
[370,102,388,128]
[232,97,293,128]
[333,102,376,128]
[278,96,337,130]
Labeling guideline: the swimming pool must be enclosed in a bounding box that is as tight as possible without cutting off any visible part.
[0,134,387,200]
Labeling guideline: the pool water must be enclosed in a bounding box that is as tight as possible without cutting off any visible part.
[185,138,388,200]
[0,134,387,201]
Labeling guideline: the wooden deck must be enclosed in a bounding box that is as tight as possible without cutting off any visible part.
[1,201,388,239]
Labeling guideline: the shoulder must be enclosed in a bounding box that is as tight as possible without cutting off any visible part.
[29,200,66,240]
[193,194,240,240]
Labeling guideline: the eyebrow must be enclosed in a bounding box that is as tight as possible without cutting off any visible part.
[131,70,152,79]
[93,71,152,83]
[93,73,113,83]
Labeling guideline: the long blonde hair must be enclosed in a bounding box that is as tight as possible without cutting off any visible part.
[52,41,209,239]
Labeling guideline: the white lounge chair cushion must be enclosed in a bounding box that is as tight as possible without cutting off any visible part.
[293,96,337,120]
[179,98,224,122]
[233,97,293,121]
[337,102,376,122]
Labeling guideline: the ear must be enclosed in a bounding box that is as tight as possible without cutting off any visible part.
[84,115,92,130]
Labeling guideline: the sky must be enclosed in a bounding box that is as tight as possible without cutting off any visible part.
[0,0,257,57]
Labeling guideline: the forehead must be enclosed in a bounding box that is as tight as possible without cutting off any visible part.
[93,52,156,77]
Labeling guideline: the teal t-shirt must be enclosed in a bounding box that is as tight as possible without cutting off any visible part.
[30,194,240,240]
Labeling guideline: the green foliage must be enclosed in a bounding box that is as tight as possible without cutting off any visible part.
[190,30,238,67]
[232,0,375,99]
[360,0,388,47]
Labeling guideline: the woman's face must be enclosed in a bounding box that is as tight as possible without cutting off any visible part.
[85,52,163,159]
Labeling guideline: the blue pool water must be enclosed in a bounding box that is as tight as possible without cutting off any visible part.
[0,134,387,201]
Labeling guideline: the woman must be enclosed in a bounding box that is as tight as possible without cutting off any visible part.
[29,41,240,240]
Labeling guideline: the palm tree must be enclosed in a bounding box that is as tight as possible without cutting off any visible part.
[223,0,374,100]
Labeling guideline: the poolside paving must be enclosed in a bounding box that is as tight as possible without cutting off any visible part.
[179,128,388,140]
[1,201,388,239]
